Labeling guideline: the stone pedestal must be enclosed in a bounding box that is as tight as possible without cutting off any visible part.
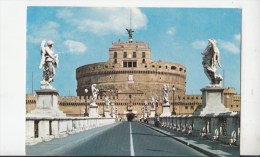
[160,103,171,117]
[112,113,116,118]
[193,87,230,116]
[144,112,148,118]
[27,89,66,117]
[89,103,99,118]
[104,108,111,118]
[149,109,156,117]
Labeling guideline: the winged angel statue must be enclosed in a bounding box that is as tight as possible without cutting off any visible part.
[202,39,223,87]
[39,40,59,90]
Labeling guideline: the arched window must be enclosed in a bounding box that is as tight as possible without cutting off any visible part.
[142,59,146,63]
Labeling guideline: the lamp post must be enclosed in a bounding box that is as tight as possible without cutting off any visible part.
[141,106,145,120]
[115,107,118,119]
[155,96,158,116]
[172,85,176,115]
[84,89,88,116]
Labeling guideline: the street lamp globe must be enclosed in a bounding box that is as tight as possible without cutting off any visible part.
[85,89,88,93]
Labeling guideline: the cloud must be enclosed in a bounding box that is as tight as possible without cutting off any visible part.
[56,7,147,35]
[63,40,87,54]
[191,39,240,54]
[27,21,60,44]
[219,40,240,54]
[167,27,176,36]
[191,40,208,50]
[56,8,73,19]
[234,34,241,42]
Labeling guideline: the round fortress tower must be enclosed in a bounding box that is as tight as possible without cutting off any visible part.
[76,30,187,99]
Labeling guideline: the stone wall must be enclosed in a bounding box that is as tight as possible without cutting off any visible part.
[26,94,202,118]
[76,61,186,97]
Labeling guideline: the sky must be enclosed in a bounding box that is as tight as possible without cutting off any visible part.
[26,7,241,96]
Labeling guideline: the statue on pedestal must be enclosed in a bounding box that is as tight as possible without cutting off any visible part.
[150,96,156,110]
[104,96,110,110]
[162,85,169,104]
[39,40,59,90]
[111,103,116,113]
[89,84,99,117]
[91,84,99,104]
[202,39,223,87]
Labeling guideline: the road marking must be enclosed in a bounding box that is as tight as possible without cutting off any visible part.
[130,122,135,156]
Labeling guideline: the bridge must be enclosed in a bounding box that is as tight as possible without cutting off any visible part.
[26,116,239,156]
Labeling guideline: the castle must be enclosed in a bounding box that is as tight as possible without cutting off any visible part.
[26,29,240,119]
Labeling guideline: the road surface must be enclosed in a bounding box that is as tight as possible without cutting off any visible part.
[55,121,207,156]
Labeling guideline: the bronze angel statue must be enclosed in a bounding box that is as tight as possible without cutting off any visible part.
[202,39,223,87]
[39,40,59,88]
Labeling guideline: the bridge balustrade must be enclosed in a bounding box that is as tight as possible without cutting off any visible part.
[26,117,116,145]
[147,112,240,146]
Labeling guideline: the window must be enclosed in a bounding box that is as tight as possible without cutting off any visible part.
[171,66,176,70]
[113,52,117,58]
[123,61,137,68]
[128,62,132,67]
[133,52,136,58]
[142,59,146,63]
[185,106,188,109]
[123,62,127,67]
[114,59,117,63]
[191,106,194,109]
[142,52,146,58]
[124,52,127,58]
[133,62,137,67]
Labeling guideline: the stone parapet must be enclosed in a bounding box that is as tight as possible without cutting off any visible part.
[26,117,116,145]
[147,112,240,146]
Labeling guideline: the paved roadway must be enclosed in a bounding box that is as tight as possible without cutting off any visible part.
[27,121,207,156]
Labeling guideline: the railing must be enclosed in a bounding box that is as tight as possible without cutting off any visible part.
[147,112,240,146]
[26,117,116,145]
